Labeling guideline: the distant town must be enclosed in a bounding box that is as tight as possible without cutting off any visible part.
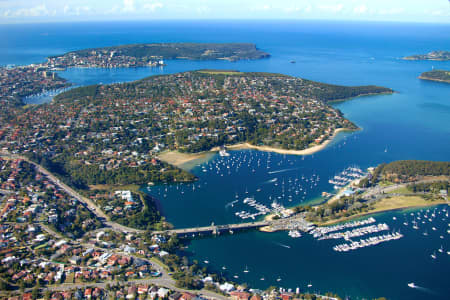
[403,50,450,61]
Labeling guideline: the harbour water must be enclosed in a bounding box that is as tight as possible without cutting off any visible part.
[1,20,449,299]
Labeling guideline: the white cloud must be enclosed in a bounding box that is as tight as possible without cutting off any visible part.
[378,8,404,15]
[317,4,343,13]
[143,2,163,12]
[63,4,91,16]
[105,5,120,15]
[251,4,272,11]
[304,4,312,13]
[14,4,49,17]
[353,5,368,14]
[284,7,301,13]
[123,0,136,13]
[196,6,210,14]
[430,10,449,16]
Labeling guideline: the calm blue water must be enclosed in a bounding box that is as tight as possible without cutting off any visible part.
[2,20,449,299]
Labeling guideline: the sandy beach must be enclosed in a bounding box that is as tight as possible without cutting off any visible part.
[157,150,212,167]
[212,128,351,155]
[158,128,351,167]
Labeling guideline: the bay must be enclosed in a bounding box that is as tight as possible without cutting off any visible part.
[2,20,449,300]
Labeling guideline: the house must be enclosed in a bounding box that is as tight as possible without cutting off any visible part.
[229,291,250,300]
[157,287,170,298]
[84,288,92,299]
[280,293,293,300]
[179,292,196,300]
[138,285,149,294]
[127,286,137,299]
[219,282,235,292]
[69,256,81,265]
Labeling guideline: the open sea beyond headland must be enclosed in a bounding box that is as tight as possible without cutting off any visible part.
[2,20,449,299]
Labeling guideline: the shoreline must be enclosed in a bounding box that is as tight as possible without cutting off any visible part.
[157,128,352,167]
[212,128,353,155]
[157,151,213,168]
[259,197,448,232]
[418,76,450,84]
[316,198,448,226]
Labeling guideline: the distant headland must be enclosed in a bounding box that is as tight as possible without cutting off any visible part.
[419,69,450,84]
[403,50,450,61]
[46,43,270,69]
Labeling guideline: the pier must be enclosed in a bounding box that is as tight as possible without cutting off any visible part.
[153,221,270,237]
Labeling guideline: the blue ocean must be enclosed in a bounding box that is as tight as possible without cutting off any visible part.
[1,20,449,299]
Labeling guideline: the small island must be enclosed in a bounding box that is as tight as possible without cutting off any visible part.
[419,69,450,84]
[403,50,450,61]
[46,43,270,69]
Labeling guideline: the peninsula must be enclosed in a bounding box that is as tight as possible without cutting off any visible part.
[298,160,449,226]
[0,70,393,189]
[46,43,270,69]
[419,69,450,84]
[403,50,450,61]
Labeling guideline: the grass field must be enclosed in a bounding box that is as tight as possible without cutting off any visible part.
[88,184,140,192]
[198,70,241,75]
[386,186,411,194]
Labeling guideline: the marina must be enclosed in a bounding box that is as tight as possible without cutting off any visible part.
[332,232,404,252]
[328,166,367,190]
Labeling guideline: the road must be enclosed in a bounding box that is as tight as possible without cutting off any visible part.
[0,153,144,234]
[362,177,450,199]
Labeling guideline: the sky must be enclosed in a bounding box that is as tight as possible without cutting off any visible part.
[0,0,449,24]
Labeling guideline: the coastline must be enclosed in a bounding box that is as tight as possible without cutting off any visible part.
[157,150,213,168]
[158,128,352,167]
[316,196,448,226]
[213,128,353,155]
[259,196,448,232]
[418,76,450,84]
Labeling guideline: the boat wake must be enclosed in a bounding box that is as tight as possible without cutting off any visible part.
[263,178,278,184]
[274,242,291,249]
[410,285,439,296]
[225,200,238,209]
[268,168,299,175]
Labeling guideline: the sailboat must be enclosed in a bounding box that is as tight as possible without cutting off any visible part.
[243,266,249,273]
[431,251,437,259]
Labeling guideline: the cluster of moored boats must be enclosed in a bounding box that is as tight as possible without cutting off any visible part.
[310,217,376,238]
[318,223,389,240]
[333,232,403,252]
[235,198,287,220]
[328,166,367,189]
[235,197,270,220]
[288,230,302,238]
[398,207,450,259]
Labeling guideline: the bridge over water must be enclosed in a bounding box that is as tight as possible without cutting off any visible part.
[153,221,271,237]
